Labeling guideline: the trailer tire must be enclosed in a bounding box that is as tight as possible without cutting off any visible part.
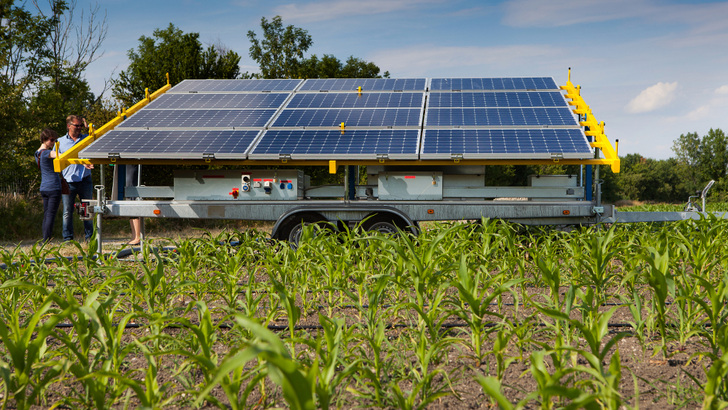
[279,213,328,248]
[362,214,406,235]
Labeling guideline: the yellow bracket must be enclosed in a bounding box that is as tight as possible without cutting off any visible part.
[329,160,337,174]
[561,68,620,173]
[54,74,172,172]
[357,86,362,96]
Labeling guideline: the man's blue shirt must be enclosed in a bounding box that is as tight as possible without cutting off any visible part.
[58,133,90,182]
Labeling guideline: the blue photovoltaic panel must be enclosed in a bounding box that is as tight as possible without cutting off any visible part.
[273,108,421,127]
[420,129,592,159]
[428,91,567,108]
[117,109,277,128]
[299,78,426,91]
[81,130,260,159]
[149,93,289,109]
[425,107,577,127]
[171,79,302,93]
[286,92,424,109]
[430,77,558,91]
[250,129,420,159]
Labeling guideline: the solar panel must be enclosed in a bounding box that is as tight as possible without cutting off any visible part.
[82,130,260,159]
[171,79,302,93]
[425,107,578,127]
[249,129,420,160]
[149,93,289,109]
[428,91,567,108]
[272,108,421,128]
[430,77,558,91]
[420,129,592,159]
[79,76,595,162]
[299,78,426,91]
[286,92,424,109]
[117,109,277,129]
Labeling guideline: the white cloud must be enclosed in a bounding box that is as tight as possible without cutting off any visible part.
[625,82,678,114]
[369,44,563,76]
[716,85,728,95]
[274,0,442,23]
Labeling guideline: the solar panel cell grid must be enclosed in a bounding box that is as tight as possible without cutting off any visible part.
[172,79,301,93]
[425,107,578,127]
[286,92,423,108]
[428,91,567,108]
[251,130,419,158]
[273,108,421,127]
[430,77,558,91]
[299,78,426,91]
[82,130,259,158]
[117,109,277,128]
[149,93,289,109]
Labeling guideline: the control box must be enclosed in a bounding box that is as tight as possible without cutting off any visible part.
[174,170,304,200]
[377,172,443,200]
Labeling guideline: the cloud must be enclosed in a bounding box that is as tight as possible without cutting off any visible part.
[716,85,728,95]
[274,0,442,23]
[369,44,563,76]
[625,82,678,114]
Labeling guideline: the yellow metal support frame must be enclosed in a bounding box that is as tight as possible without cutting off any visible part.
[56,71,620,173]
[560,69,620,173]
[53,74,172,172]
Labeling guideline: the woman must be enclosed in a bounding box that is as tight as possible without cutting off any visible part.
[35,128,62,242]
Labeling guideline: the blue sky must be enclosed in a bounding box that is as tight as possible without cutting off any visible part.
[75,0,728,160]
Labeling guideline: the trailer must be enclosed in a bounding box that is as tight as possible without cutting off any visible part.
[54,71,645,248]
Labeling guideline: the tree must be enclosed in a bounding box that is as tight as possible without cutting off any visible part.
[113,23,241,107]
[299,54,389,78]
[672,128,728,195]
[1,0,107,194]
[247,16,388,80]
[247,16,312,79]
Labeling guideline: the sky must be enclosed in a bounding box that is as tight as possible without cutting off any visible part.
[66,0,728,160]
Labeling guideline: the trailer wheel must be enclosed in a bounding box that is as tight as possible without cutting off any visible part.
[279,213,327,248]
[362,214,406,235]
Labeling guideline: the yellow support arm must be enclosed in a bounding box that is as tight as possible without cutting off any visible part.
[561,69,620,173]
[54,75,172,172]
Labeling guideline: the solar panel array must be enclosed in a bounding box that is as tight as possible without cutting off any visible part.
[81,77,593,161]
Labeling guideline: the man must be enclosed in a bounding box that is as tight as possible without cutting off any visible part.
[58,115,94,241]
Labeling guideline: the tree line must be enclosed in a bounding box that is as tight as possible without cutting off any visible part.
[1,1,723,204]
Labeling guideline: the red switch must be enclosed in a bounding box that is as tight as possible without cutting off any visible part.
[229,188,240,199]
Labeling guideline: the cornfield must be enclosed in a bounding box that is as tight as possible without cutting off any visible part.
[1,216,728,409]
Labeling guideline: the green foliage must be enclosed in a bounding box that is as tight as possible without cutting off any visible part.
[113,23,242,107]
[247,16,313,79]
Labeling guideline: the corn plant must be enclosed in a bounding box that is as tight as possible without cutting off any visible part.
[52,281,132,409]
[0,282,66,410]
[196,314,316,410]
[449,255,522,365]
[302,314,360,409]
[642,246,674,357]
